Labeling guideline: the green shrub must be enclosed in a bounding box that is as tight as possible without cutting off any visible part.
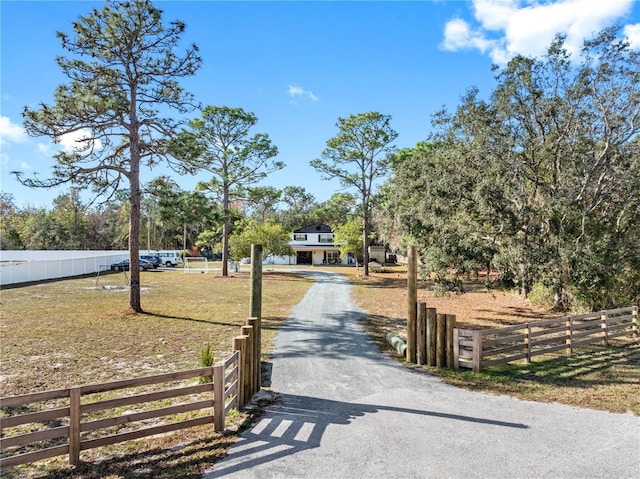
[528,282,554,307]
[199,343,214,384]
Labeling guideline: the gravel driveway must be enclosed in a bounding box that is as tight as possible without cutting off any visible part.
[205,271,639,478]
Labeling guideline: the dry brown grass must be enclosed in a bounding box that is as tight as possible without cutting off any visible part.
[340,264,640,415]
[0,268,313,478]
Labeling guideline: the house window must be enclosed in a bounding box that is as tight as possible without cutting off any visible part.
[318,234,333,243]
[293,234,307,241]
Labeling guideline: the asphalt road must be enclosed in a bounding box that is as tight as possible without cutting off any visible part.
[205,271,639,479]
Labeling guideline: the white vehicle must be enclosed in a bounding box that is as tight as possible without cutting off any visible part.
[148,250,183,267]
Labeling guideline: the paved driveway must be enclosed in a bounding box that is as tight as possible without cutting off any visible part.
[205,271,639,478]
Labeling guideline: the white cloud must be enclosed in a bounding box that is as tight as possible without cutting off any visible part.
[442,0,636,64]
[624,22,640,49]
[58,129,102,153]
[0,116,27,145]
[288,84,318,102]
[20,161,31,170]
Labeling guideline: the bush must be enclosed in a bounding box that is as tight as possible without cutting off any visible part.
[199,343,214,384]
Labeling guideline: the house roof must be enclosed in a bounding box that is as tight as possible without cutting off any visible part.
[294,223,333,234]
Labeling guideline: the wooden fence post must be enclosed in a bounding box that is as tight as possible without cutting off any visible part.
[453,328,460,371]
[445,314,456,369]
[436,313,446,367]
[213,363,225,432]
[633,306,639,340]
[250,244,263,390]
[565,316,573,354]
[472,330,483,373]
[233,335,249,407]
[601,311,609,347]
[241,325,255,399]
[426,307,437,366]
[69,387,81,465]
[407,245,417,364]
[247,317,259,394]
[417,302,427,365]
[524,324,531,364]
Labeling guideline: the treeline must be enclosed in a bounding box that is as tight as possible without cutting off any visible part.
[0,184,357,253]
[378,27,640,311]
[5,19,639,313]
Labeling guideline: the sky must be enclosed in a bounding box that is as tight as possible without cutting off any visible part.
[2,0,640,210]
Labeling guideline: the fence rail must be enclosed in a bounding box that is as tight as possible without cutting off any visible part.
[0,352,241,468]
[454,306,638,372]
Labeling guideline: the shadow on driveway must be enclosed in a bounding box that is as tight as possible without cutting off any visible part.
[206,393,527,478]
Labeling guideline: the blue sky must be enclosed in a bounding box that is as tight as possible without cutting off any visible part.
[2,0,640,209]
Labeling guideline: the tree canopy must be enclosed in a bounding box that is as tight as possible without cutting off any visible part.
[382,27,640,310]
[17,0,201,311]
[168,105,282,276]
[311,112,397,275]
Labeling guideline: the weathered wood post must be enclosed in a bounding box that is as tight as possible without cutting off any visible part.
[213,362,225,432]
[565,316,573,354]
[436,313,446,367]
[247,317,259,395]
[417,302,427,365]
[241,325,255,399]
[250,244,263,390]
[69,387,81,465]
[524,323,531,364]
[233,335,249,406]
[407,245,417,364]
[633,306,639,340]
[426,307,437,366]
[445,314,456,368]
[601,311,609,347]
[472,330,483,373]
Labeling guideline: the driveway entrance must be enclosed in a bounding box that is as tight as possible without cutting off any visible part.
[205,271,640,478]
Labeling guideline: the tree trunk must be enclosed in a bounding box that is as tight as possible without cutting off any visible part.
[129,168,142,312]
[362,209,370,277]
[221,182,230,277]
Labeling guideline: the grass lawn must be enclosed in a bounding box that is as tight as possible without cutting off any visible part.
[1,268,314,478]
[2,264,637,478]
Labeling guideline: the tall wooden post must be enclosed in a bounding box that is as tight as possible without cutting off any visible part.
[426,307,437,366]
[250,244,263,390]
[407,245,417,364]
[233,335,249,407]
[247,317,259,394]
[417,302,427,365]
[241,325,255,399]
[445,314,456,369]
[436,313,446,367]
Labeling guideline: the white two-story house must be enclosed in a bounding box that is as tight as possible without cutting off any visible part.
[263,223,353,266]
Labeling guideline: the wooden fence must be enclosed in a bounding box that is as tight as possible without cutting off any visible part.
[454,306,638,373]
[1,314,262,469]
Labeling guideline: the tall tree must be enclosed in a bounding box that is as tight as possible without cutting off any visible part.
[0,194,24,250]
[168,106,282,276]
[311,112,397,275]
[49,190,87,249]
[17,0,201,311]
[278,186,317,231]
[382,27,640,309]
[230,220,294,261]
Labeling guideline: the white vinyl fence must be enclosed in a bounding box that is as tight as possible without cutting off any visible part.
[0,251,128,286]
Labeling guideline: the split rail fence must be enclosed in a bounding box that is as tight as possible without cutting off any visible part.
[1,317,262,469]
[454,306,638,373]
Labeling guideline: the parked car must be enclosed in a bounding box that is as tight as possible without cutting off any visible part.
[110,259,153,271]
[140,255,161,268]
